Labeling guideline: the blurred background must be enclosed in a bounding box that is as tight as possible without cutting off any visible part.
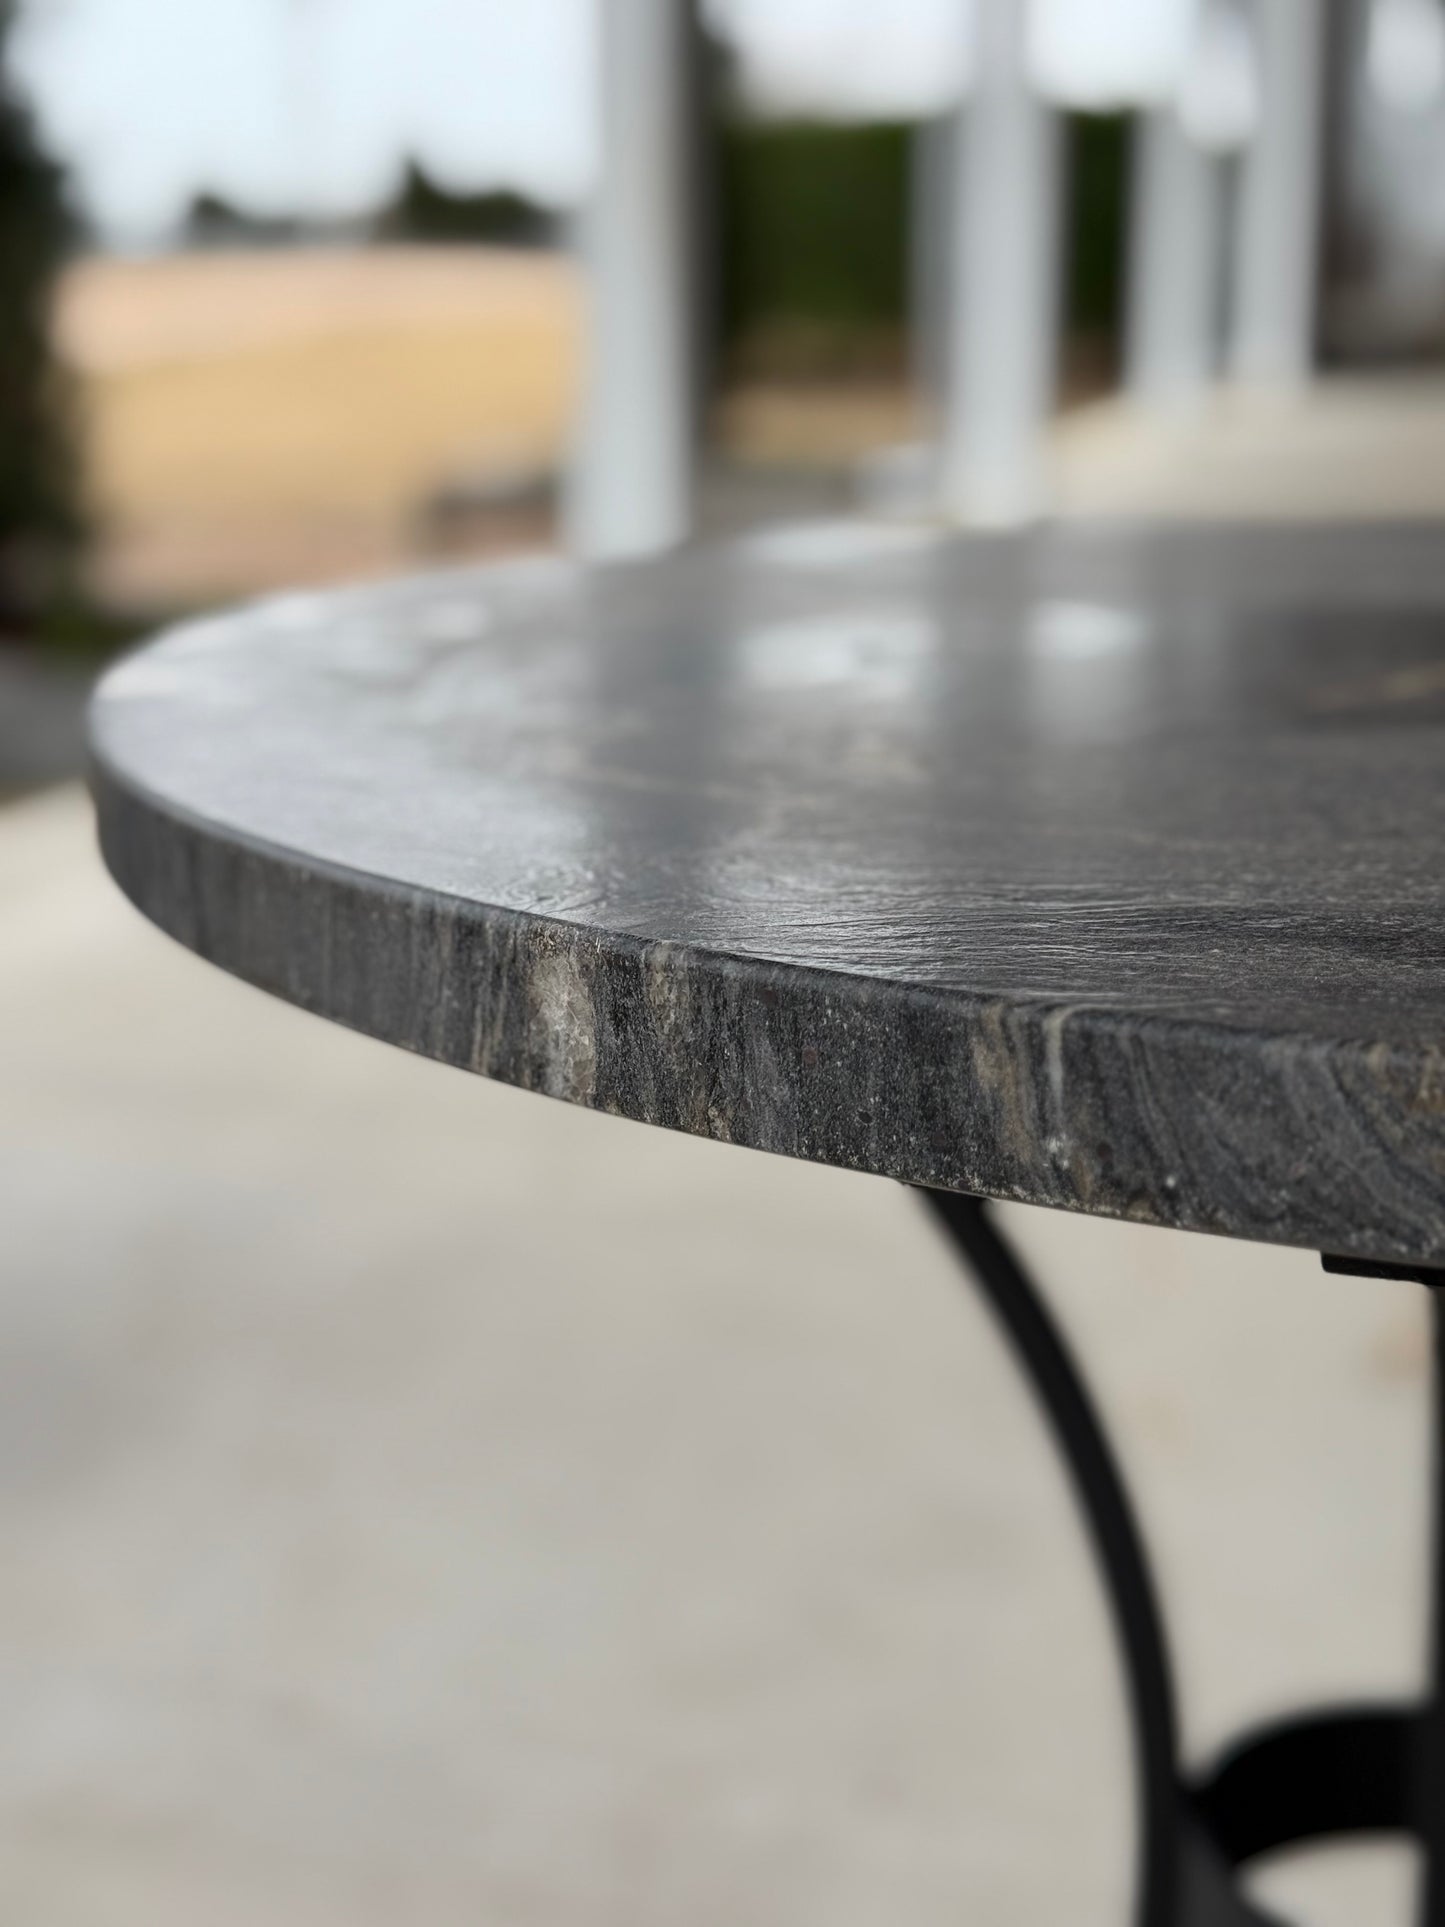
[1,1,1444,1922]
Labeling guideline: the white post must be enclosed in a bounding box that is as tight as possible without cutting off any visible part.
[910,113,957,425]
[940,0,1063,526]
[566,0,693,562]
[1126,106,1225,408]
[1228,0,1326,386]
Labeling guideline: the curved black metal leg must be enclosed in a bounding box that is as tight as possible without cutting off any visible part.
[1191,1703,1420,1864]
[1421,1285,1445,1926]
[924,1192,1445,1927]
[925,1190,1183,1927]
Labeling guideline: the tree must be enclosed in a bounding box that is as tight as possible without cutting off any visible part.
[183,189,301,250]
[373,160,556,249]
[0,0,82,625]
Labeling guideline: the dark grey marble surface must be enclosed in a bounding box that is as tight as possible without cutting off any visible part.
[89,521,1445,1265]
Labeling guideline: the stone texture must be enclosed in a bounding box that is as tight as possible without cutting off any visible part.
[89,522,1445,1265]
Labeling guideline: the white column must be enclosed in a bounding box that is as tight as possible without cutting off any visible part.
[910,113,957,424]
[940,0,1063,526]
[1228,0,1326,386]
[1126,106,1225,408]
[566,0,693,562]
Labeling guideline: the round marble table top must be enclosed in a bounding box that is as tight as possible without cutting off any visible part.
[90,521,1445,1267]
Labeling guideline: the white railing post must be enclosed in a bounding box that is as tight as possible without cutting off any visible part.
[1126,105,1225,408]
[1228,0,1327,386]
[940,0,1063,526]
[910,112,957,426]
[567,0,693,561]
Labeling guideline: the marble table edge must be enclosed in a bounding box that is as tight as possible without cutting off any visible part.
[87,736,1445,1274]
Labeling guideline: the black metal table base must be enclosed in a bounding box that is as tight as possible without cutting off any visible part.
[924,1192,1445,1927]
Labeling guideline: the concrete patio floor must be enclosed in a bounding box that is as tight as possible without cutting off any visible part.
[1051,371,1445,523]
[0,783,1431,1925]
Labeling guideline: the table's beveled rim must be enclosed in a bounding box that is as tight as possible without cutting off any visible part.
[89,688,1445,1270]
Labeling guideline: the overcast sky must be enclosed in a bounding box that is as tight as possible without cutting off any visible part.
[11,0,1191,245]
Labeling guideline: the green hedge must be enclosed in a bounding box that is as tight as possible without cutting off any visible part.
[716,111,1129,374]
[718,119,912,367]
